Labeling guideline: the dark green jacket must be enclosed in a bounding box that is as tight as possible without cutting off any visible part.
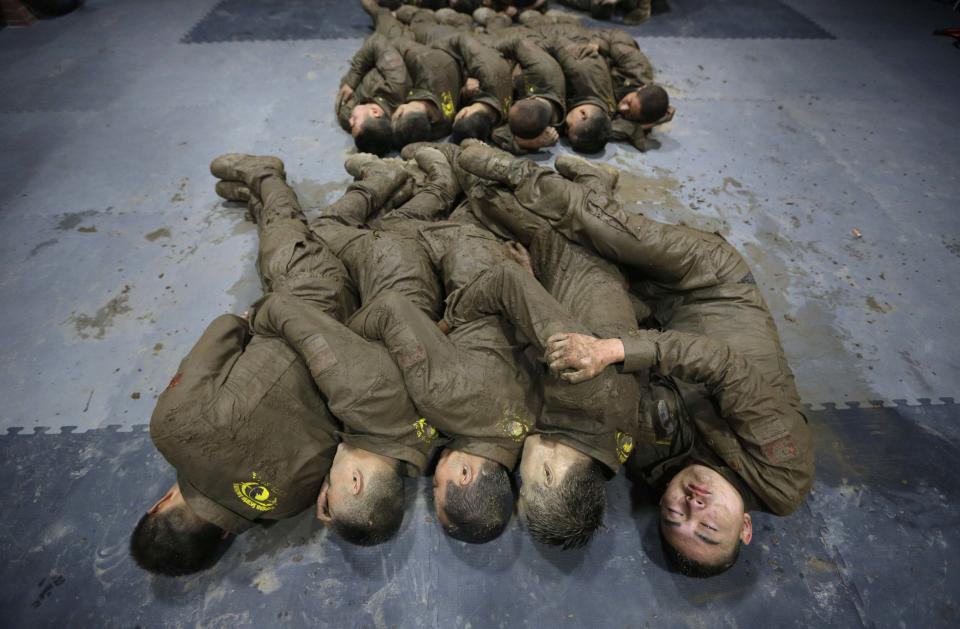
[336,34,412,131]
[151,315,338,534]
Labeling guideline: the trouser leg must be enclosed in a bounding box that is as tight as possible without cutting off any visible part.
[252,172,358,322]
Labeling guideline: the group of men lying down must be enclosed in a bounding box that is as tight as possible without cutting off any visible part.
[337,0,674,156]
[130,141,814,580]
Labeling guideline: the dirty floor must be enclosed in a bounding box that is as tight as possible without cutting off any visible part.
[0,0,958,627]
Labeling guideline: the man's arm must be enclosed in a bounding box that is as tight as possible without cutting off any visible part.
[548,328,813,513]
[252,292,419,435]
[611,117,648,151]
[341,34,398,90]
[444,260,589,355]
[599,28,654,87]
[347,290,459,415]
[445,34,513,118]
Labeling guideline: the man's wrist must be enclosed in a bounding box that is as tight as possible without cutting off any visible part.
[600,338,626,368]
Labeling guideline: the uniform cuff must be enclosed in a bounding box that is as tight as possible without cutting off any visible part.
[620,330,657,373]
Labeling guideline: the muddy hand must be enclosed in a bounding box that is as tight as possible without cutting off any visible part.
[546,333,623,384]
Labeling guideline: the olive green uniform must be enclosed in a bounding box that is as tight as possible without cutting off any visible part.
[151,167,429,534]
[485,29,568,154]
[538,23,617,117]
[441,229,642,473]
[370,10,464,138]
[327,177,541,469]
[596,28,659,151]
[336,34,412,131]
[462,153,814,515]
[408,27,515,126]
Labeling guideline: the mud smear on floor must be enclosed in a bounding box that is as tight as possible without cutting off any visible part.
[145,228,171,241]
[610,158,731,234]
[66,285,133,340]
[170,177,189,204]
[27,239,59,258]
[57,210,98,231]
[294,177,351,211]
[866,295,894,314]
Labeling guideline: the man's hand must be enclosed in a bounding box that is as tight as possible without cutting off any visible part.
[505,241,535,277]
[515,126,559,151]
[463,77,481,99]
[336,83,354,110]
[641,106,676,130]
[546,333,625,384]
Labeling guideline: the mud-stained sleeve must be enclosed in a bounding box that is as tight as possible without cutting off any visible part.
[347,290,458,412]
[342,34,395,89]
[251,292,418,438]
[610,117,647,151]
[336,92,355,132]
[546,40,615,111]
[150,314,249,441]
[490,125,530,155]
[443,261,589,352]
[600,28,654,87]
[624,328,814,514]
[447,34,513,121]
[511,38,566,106]
[179,314,250,384]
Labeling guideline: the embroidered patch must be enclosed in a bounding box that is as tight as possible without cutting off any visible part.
[413,418,439,445]
[762,435,799,463]
[499,412,531,442]
[441,91,455,119]
[233,472,278,512]
[616,431,634,464]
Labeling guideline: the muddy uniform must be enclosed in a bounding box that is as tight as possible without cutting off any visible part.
[151,166,429,534]
[597,28,658,151]
[336,34,412,131]
[485,30,568,154]
[346,215,542,470]
[471,157,815,514]
[442,228,641,473]
[411,29,515,127]
[370,10,463,138]
[538,24,617,119]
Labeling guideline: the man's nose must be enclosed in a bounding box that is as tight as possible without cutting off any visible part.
[685,494,706,510]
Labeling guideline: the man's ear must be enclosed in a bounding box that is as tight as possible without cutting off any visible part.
[459,461,474,487]
[740,512,753,545]
[147,484,178,514]
[316,478,332,523]
[352,468,364,496]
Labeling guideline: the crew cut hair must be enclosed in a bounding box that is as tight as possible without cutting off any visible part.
[441,459,514,544]
[129,508,223,577]
[509,98,554,140]
[568,110,611,154]
[356,116,395,156]
[638,85,670,125]
[331,468,405,546]
[660,527,742,578]
[522,459,606,549]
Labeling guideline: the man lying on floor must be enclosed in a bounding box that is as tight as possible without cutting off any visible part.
[130,155,436,576]
[452,143,814,575]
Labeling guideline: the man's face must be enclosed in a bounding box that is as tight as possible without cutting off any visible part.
[317,443,393,522]
[516,435,580,513]
[659,464,752,565]
[432,448,485,526]
[564,104,598,135]
[618,91,643,121]
[348,103,385,138]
